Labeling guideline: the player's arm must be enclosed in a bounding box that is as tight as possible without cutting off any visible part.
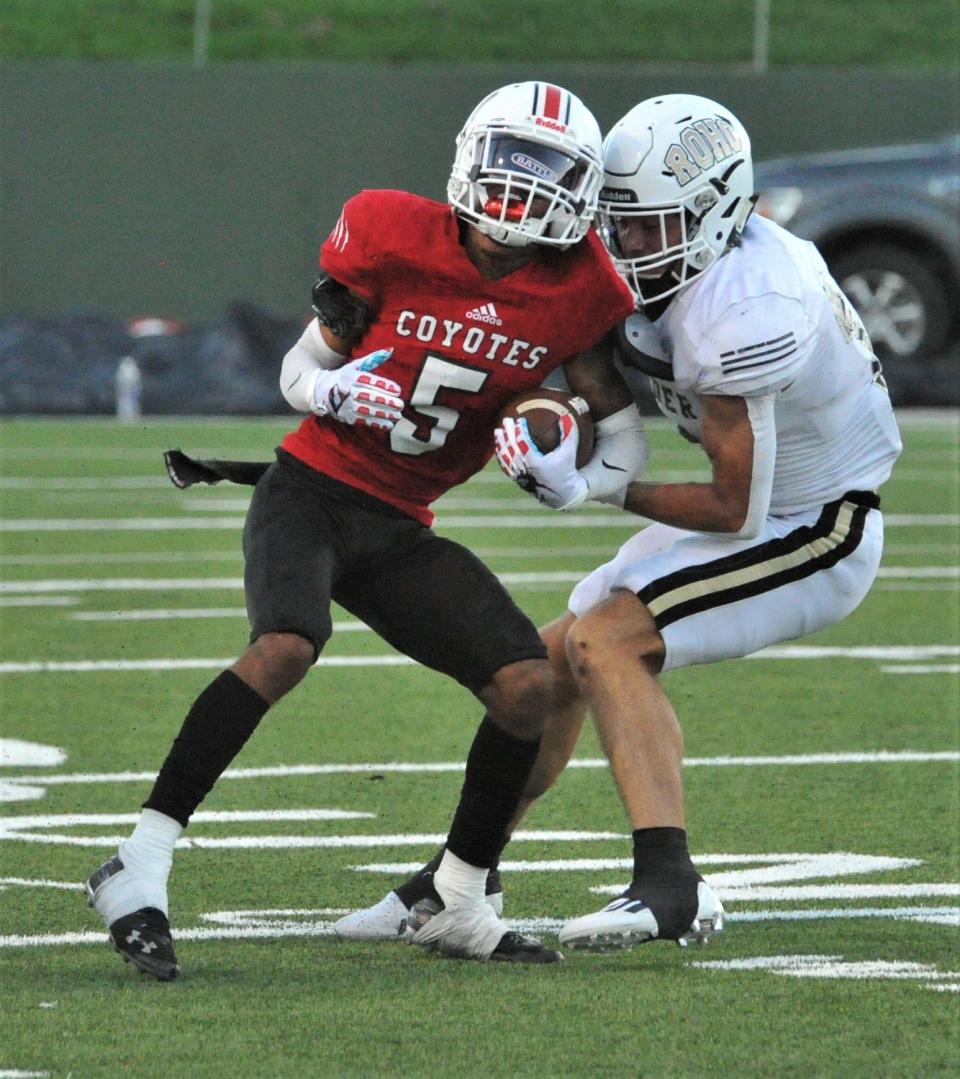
[622,392,776,536]
[562,336,649,504]
[494,335,648,510]
[563,336,634,420]
[279,274,404,430]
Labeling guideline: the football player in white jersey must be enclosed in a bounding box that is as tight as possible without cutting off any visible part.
[335,94,902,954]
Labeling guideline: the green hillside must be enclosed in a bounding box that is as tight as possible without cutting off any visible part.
[2,0,958,66]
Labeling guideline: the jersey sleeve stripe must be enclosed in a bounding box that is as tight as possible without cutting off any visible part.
[721,346,798,372]
[719,331,795,358]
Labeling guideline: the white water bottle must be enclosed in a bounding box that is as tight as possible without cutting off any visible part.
[115,356,143,421]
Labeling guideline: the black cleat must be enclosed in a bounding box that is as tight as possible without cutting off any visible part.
[491,930,564,964]
[108,908,180,981]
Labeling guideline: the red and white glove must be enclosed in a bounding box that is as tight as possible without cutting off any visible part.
[494,414,589,511]
[312,348,404,430]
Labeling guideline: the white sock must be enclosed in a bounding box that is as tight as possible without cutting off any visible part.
[120,808,182,881]
[94,810,183,923]
[433,849,488,909]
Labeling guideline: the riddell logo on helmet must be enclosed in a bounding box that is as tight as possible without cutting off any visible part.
[535,117,568,134]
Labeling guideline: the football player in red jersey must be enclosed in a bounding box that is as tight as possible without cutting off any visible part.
[84,81,646,975]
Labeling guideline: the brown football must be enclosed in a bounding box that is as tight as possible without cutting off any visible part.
[500,387,594,468]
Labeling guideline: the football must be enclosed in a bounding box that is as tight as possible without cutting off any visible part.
[500,387,594,468]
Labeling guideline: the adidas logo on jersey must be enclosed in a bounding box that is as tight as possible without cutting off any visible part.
[466,303,503,326]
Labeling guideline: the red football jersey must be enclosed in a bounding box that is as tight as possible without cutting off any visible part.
[281,189,635,525]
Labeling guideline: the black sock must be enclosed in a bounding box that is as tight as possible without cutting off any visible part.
[394,844,505,908]
[445,716,540,869]
[394,846,445,908]
[143,670,270,828]
[626,826,702,939]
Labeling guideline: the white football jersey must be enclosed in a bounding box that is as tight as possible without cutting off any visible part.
[620,215,902,514]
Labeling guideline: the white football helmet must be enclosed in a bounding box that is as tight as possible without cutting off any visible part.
[448,81,604,249]
[599,94,757,305]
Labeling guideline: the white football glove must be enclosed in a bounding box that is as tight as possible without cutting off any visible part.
[494,414,589,511]
[312,348,404,430]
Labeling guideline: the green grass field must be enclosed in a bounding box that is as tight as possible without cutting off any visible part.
[1,0,958,66]
[1,413,958,1077]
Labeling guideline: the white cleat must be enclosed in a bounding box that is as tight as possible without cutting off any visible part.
[332,887,504,942]
[410,899,562,963]
[332,891,412,941]
[559,881,724,953]
[410,900,507,960]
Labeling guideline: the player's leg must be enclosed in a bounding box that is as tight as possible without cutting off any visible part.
[332,530,562,961]
[411,610,589,943]
[556,588,719,950]
[334,615,588,941]
[85,459,339,979]
[559,495,883,951]
[508,611,587,824]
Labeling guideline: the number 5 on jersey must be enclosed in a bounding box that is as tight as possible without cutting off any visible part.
[390,355,489,455]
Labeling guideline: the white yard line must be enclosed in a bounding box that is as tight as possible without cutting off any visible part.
[0,545,628,567]
[9,464,948,499]
[877,567,959,578]
[3,750,956,791]
[880,664,960,674]
[1,513,958,532]
[67,608,356,623]
[2,648,959,675]
[0,657,416,673]
[746,645,959,660]
[0,542,953,569]
[1,566,956,595]
[0,517,250,532]
[0,577,246,593]
[0,550,243,567]
[0,597,79,608]
[1,908,958,953]
[874,582,960,591]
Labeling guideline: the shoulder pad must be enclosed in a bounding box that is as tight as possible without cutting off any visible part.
[616,317,672,380]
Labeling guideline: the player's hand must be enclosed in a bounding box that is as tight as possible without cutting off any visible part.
[312,348,404,430]
[494,415,589,511]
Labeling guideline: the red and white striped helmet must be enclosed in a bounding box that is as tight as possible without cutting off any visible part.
[448,82,604,249]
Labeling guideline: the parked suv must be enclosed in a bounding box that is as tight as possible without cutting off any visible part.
[754,134,960,364]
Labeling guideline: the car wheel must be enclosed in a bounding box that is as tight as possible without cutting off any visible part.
[829,242,953,362]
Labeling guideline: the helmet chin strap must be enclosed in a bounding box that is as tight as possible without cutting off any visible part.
[486,226,535,248]
[474,216,536,248]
